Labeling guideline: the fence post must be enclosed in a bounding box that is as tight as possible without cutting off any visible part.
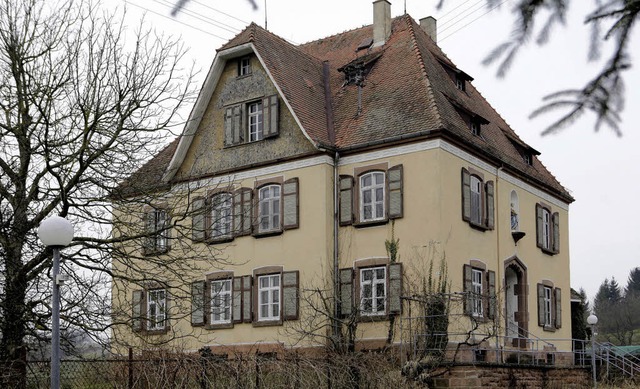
[128,347,133,389]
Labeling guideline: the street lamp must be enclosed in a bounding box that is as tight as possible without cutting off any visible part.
[587,314,598,388]
[37,215,73,389]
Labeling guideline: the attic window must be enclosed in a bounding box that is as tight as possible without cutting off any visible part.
[456,76,465,91]
[238,57,251,77]
[523,153,532,166]
[342,64,365,86]
[471,121,481,136]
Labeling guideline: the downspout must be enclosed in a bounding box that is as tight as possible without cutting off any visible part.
[495,165,503,362]
[333,151,340,346]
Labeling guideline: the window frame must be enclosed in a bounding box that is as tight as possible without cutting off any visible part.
[257,273,281,322]
[238,56,251,77]
[248,100,264,142]
[537,281,562,331]
[258,184,281,234]
[536,203,560,255]
[132,286,170,335]
[471,269,483,318]
[359,171,386,223]
[463,262,496,321]
[209,192,233,240]
[144,207,170,255]
[210,278,232,325]
[461,168,494,231]
[359,266,387,317]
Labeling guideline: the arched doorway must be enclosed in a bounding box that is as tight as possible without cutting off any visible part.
[504,257,528,348]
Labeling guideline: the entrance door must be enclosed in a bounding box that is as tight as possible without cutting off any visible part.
[505,267,519,339]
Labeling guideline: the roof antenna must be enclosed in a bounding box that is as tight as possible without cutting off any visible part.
[404,0,407,14]
[264,0,268,30]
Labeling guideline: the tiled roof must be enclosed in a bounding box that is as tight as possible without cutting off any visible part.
[123,15,572,202]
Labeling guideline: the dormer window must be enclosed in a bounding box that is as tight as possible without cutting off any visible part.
[238,57,251,77]
[471,121,481,136]
[456,76,465,91]
[523,153,532,166]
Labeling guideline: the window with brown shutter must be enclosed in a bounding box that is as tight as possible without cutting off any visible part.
[132,286,170,335]
[339,261,403,319]
[462,261,494,322]
[223,95,279,147]
[535,203,560,255]
[537,280,562,331]
[461,168,494,231]
[251,266,300,327]
[143,207,170,255]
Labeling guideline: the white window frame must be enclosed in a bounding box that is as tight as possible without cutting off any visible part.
[248,101,263,142]
[471,269,483,317]
[542,208,551,250]
[211,279,232,324]
[544,286,552,327]
[147,289,166,330]
[150,209,168,252]
[258,274,281,321]
[239,57,251,76]
[360,171,385,222]
[471,121,480,136]
[360,266,387,316]
[258,184,281,233]
[470,176,482,225]
[210,193,232,238]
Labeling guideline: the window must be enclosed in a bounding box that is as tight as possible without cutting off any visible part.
[360,172,385,222]
[537,282,562,330]
[536,203,560,254]
[510,191,519,231]
[338,262,403,318]
[224,95,279,147]
[471,121,481,136]
[132,288,170,334]
[463,263,496,320]
[248,101,263,142]
[471,269,483,317]
[144,208,169,254]
[461,168,494,230]
[339,165,403,226]
[456,76,465,91]
[147,289,167,330]
[258,274,281,322]
[360,267,386,316]
[210,193,232,239]
[523,153,532,165]
[258,184,281,233]
[211,279,232,324]
[238,57,251,76]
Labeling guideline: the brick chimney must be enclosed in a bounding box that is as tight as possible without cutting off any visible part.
[373,0,391,47]
[420,16,437,43]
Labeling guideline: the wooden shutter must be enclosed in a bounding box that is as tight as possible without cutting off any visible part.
[263,95,279,138]
[388,165,403,219]
[339,268,354,317]
[388,263,403,315]
[554,288,562,329]
[537,283,545,327]
[143,210,155,254]
[463,264,472,316]
[192,197,206,242]
[485,181,495,230]
[233,276,243,324]
[242,275,252,323]
[536,204,544,248]
[486,270,496,319]
[132,290,144,332]
[339,175,354,226]
[552,212,560,253]
[233,105,243,144]
[283,178,299,230]
[191,281,205,326]
[224,107,233,146]
[233,188,252,236]
[283,271,299,320]
[461,168,471,222]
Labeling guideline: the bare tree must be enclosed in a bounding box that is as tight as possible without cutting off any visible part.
[439,0,639,135]
[0,0,229,385]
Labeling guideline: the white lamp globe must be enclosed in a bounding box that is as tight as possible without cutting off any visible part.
[37,216,74,247]
[587,314,598,326]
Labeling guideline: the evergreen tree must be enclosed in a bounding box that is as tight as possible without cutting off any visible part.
[626,267,640,297]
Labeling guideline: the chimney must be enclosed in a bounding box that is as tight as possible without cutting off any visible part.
[420,16,437,43]
[373,0,391,47]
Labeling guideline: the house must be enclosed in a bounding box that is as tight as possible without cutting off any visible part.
[111,0,574,362]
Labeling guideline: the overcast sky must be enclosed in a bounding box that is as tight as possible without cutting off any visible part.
[119,0,640,301]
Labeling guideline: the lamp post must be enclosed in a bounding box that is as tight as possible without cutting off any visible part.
[37,216,73,389]
[587,314,598,388]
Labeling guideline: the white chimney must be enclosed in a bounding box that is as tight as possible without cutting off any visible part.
[420,16,437,43]
[373,0,391,47]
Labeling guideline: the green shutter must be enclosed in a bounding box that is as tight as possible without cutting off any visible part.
[283,178,299,230]
[537,283,545,327]
[339,268,354,317]
[552,212,560,253]
[339,175,354,226]
[132,290,144,332]
[463,264,472,316]
[536,204,544,248]
[191,281,205,326]
[388,165,403,219]
[283,271,299,320]
[485,181,494,229]
[461,168,471,222]
[388,263,403,315]
[263,95,279,138]
[554,287,562,329]
[192,197,206,242]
